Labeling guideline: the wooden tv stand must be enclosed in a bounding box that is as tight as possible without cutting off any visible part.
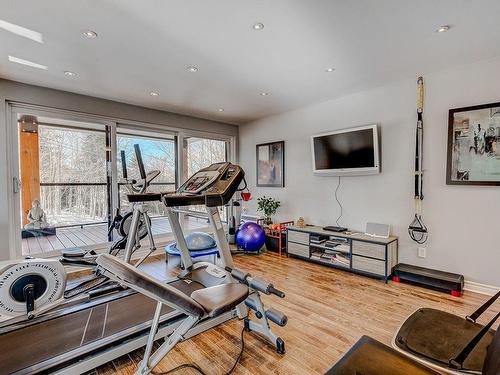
[286,225,398,282]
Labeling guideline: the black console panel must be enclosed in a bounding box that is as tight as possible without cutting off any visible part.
[127,162,244,207]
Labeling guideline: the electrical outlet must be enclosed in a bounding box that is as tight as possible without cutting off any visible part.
[418,247,426,258]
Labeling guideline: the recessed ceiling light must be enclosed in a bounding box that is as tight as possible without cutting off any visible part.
[260,92,269,96]
[8,55,47,70]
[64,71,77,77]
[0,20,43,43]
[187,66,198,72]
[83,30,98,38]
[150,91,159,97]
[325,67,335,72]
[218,108,224,112]
[436,25,450,33]
[253,22,264,30]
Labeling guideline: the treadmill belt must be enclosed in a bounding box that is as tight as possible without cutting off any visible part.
[395,308,494,371]
[0,274,208,374]
[0,293,168,374]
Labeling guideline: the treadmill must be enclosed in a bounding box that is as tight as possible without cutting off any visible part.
[0,162,245,375]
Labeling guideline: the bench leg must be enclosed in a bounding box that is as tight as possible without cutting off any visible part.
[137,305,199,375]
[244,293,286,355]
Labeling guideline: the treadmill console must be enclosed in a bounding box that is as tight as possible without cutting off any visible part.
[179,171,219,194]
[178,162,227,194]
[127,162,244,207]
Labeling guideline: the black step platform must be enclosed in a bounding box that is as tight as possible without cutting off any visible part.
[392,263,464,296]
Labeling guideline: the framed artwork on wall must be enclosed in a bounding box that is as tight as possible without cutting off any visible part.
[256,141,285,187]
[447,102,500,185]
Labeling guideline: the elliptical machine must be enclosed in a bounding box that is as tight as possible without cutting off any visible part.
[107,145,160,255]
[61,144,159,265]
[61,144,159,297]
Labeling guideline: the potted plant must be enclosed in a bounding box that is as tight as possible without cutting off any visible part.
[257,196,281,225]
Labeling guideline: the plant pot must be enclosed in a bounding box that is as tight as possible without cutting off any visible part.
[263,217,273,225]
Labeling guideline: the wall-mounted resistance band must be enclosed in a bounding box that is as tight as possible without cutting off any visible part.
[408,77,428,244]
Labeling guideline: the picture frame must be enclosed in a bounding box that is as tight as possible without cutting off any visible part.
[256,141,285,187]
[447,102,500,186]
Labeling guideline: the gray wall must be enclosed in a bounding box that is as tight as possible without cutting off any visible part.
[0,79,238,260]
[239,56,500,287]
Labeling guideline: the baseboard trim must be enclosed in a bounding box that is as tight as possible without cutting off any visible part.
[464,280,499,296]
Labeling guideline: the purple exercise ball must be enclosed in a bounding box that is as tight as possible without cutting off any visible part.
[236,222,266,252]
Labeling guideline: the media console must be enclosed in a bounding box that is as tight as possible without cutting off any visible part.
[286,226,398,282]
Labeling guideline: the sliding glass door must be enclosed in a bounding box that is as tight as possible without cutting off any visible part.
[117,128,176,238]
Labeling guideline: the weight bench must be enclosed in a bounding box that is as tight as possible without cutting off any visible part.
[95,254,249,375]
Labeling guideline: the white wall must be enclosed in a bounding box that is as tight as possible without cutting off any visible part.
[239,56,500,287]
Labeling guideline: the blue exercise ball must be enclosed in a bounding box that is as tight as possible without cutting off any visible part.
[236,222,266,252]
[180,232,217,251]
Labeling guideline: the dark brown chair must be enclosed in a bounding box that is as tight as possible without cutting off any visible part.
[326,323,500,375]
[325,335,439,375]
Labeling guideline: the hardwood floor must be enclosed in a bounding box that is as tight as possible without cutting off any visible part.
[88,252,497,375]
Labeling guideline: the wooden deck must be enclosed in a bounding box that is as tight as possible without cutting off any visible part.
[21,216,209,255]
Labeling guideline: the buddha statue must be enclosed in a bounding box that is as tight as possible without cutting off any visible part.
[25,199,48,229]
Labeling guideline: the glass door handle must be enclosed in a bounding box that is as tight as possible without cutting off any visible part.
[13,177,21,193]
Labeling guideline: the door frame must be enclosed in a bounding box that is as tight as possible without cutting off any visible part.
[7,103,116,259]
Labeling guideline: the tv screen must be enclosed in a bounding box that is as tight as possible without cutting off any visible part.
[312,125,380,176]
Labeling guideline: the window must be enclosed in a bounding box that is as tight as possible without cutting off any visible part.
[183,136,229,222]
[116,130,177,237]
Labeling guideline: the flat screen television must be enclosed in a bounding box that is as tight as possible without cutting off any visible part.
[311,124,380,176]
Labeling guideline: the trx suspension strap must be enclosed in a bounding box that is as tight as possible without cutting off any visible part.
[466,290,500,323]
[408,76,428,244]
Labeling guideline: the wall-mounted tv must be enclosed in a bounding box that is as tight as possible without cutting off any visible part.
[311,124,380,176]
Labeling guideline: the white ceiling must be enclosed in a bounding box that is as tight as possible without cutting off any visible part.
[1,0,500,125]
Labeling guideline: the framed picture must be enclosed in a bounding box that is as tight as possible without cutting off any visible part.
[256,141,285,187]
[447,102,500,185]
